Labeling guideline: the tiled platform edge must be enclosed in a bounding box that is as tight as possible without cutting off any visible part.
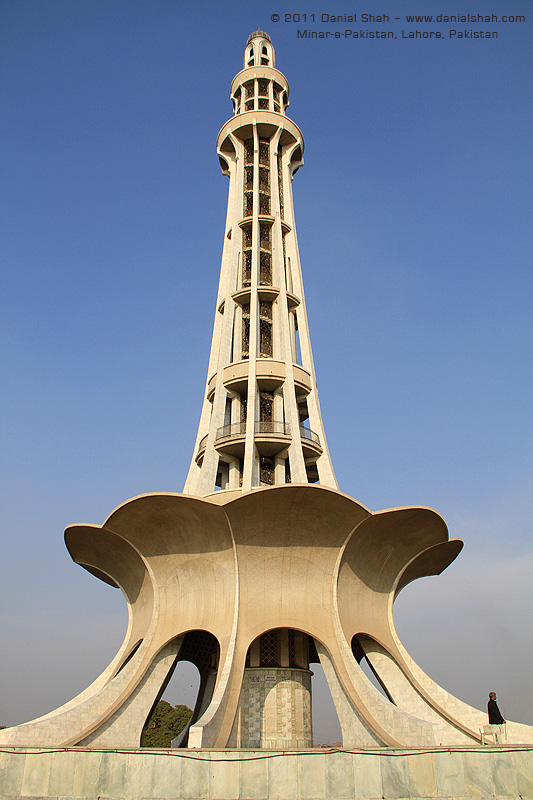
[0,745,532,800]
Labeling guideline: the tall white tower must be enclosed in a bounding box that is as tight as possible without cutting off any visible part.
[184,30,337,497]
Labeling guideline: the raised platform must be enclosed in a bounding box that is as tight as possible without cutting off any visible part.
[1,745,532,799]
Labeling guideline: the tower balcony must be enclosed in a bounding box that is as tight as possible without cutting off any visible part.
[217,111,304,154]
[195,434,209,465]
[196,421,321,463]
[237,215,291,236]
[214,420,291,458]
[253,420,292,456]
[299,426,323,458]
[214,422,247,458]
[231,67,289,106]
[232,286,300,309]
[207,360,313,401]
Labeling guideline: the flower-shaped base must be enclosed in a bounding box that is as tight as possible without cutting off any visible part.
[1,485,532,748]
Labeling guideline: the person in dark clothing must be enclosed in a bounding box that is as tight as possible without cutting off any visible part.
[488,692,505,724]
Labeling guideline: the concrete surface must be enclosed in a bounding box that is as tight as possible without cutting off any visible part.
[1,745,532,799]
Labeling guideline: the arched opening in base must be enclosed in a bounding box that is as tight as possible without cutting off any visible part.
[352,634,395,703]
[141,630,220,748]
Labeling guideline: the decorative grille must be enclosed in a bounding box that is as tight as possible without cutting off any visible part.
[288,630,296,666]
[260,319,273,357]
[260,251,272,285]
[242,319,250,358]
[258,79,269,96]
[244,139,254,166]
[244,81,254,99]
[259,167,270,193]
[179,631,219,674]
[242,306,250,359]
[259,300,272,320]
[245,100,254,111]
[244,192,253,217]
[259,193,270,214]
[259,391,274,421]
[245,166,254,191]
[260,457,274,485]
[242,250,252,286]
[260,630,278,665]
[258,98,269,110]
[259,222,271,251]
[277,153,284,218]
[258,139,270,166]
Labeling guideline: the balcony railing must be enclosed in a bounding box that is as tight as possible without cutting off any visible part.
[198,434,209,452]
[255,420,290,436]
[209,423,319,451]
[215,421,291,442]
[216,422,247,441]
[299,426,321,446]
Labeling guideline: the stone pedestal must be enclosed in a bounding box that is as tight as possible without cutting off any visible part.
[234,667,313,748]
[2,745,532,799]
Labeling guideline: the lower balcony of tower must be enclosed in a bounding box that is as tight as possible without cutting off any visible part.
[195,422,322,464]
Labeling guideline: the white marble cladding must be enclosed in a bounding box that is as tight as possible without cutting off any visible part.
[235,667,312,749]
[1,746,532,799]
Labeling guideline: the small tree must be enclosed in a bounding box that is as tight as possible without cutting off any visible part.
[141,701,192,747]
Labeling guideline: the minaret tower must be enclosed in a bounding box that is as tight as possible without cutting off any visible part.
[184,30,337,496]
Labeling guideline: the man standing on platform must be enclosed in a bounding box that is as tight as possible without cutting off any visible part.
[488,692,505,725]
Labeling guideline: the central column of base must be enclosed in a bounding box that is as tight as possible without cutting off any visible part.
[235,667,313,748]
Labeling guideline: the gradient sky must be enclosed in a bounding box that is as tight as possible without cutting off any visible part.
[1,0,531,742]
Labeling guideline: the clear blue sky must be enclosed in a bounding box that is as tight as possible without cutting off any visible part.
[1,0,531,740]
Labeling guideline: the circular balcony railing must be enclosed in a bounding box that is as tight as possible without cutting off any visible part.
[216,422,247,441]
[214,422,318,445]
[255,420,290,436]
[216,421,291,441]
[198,434,209,452]
[195,433,209,464]
[299,426,321,446]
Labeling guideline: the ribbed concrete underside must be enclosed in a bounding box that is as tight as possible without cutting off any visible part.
[1,746,532,799]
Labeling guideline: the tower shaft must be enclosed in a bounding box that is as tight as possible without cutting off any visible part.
[185,31,337,497]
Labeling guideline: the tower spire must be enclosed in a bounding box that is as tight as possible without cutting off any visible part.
[184,32,337,496]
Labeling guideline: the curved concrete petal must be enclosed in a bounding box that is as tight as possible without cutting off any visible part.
[395,538,464,597]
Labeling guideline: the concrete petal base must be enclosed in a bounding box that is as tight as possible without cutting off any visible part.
[0,485,531,749]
